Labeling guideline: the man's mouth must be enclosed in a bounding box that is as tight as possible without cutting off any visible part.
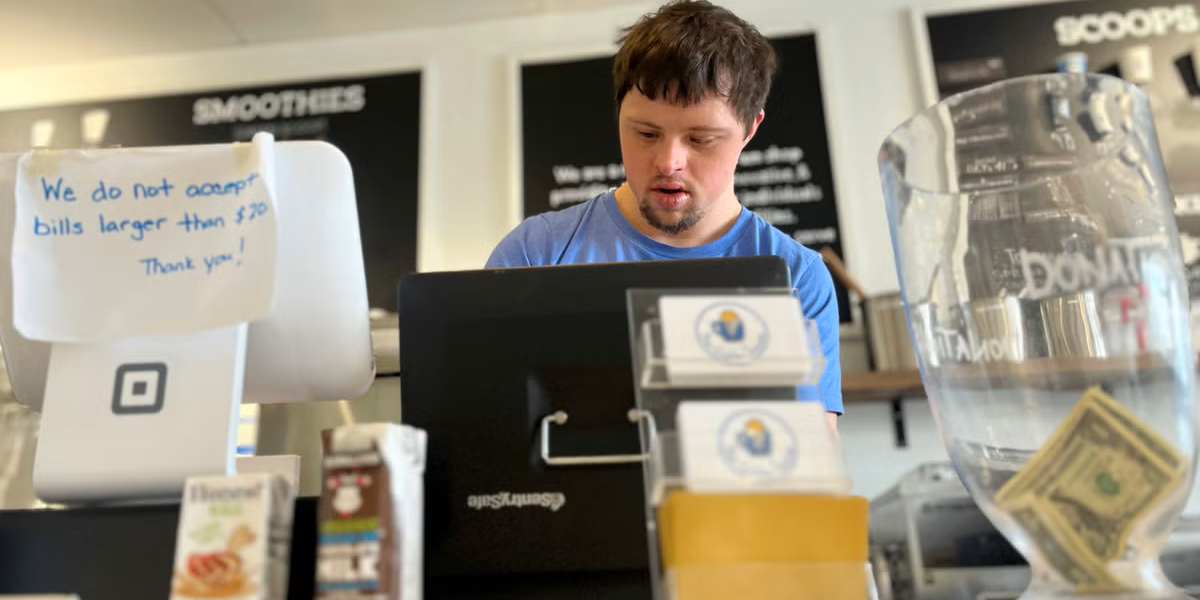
[651,184,689,208]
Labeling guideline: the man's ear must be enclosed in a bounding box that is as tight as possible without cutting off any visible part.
[743,110,765,146]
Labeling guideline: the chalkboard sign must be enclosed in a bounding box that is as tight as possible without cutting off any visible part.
[519,34,850,322]
[917,0,1200,297]
[0,71,422,313]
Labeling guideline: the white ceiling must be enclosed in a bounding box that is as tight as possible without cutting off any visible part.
[0,0,641,70]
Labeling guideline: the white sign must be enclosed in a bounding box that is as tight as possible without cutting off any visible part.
[659,294,821,387]
[13,133,278,342]
[1054,5,1198,46]
[676,401,849,493]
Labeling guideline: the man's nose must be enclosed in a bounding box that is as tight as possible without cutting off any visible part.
[654,140,687,175]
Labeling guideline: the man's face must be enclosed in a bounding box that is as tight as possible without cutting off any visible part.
[618,88,760,235]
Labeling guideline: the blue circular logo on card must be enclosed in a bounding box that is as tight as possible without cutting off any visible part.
[694,302,769,365]
[718,410,798,478]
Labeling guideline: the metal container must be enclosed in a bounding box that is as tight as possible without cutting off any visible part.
[818,247,922,372]
[863,292,920,371]
[959,297,1048,363]
[870,462,1030,600]
[1039,291,1107,358]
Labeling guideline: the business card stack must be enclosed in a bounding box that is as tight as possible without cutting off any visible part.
[655,402,869,600]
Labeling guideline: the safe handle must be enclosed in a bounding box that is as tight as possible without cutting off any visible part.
[540,409,656,467]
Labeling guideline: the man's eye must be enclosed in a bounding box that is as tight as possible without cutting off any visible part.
[638,131,657,139]
[691,137,714,146]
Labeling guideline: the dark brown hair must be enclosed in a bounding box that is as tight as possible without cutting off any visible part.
[613,0,778,135]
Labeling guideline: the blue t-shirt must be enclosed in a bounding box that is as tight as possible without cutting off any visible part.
[486,190,843,415]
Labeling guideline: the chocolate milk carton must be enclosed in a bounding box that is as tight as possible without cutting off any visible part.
[316,423,427,600]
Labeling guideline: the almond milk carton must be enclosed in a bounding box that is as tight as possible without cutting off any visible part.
[169,473,295,600]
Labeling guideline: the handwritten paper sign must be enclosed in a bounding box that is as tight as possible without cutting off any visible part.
[12,132,278,342]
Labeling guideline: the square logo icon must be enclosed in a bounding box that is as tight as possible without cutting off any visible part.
[111,363,167,415]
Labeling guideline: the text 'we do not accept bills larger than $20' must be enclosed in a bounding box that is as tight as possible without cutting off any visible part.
[12,132,279,343]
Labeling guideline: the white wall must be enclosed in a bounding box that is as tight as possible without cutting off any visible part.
[0,0,1060,283]
[0,0,1060,498]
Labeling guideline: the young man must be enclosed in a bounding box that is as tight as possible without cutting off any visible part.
[487,0,842,426]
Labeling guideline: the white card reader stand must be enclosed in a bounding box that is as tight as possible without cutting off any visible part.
[0,140,376,506]
[34,324,248,503]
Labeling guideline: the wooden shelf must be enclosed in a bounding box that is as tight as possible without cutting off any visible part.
[841,354,1187,404]
[928,354,1174,391]
[842,370,925,404]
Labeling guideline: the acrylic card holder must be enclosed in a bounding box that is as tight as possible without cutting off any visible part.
[625,288,875,600]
